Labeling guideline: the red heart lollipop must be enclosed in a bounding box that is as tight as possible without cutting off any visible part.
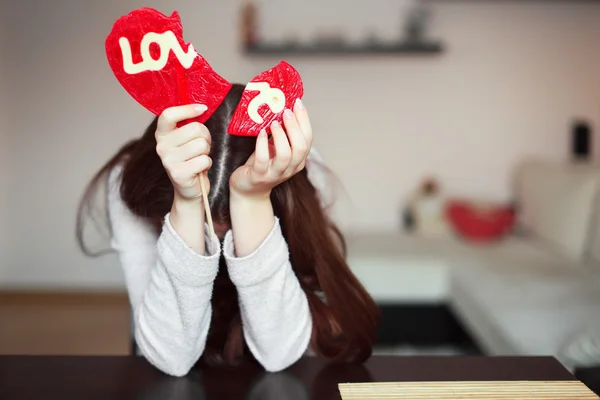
[228,61,304,136]
[105,8,232,123]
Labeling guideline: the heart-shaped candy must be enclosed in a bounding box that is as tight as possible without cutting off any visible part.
[228,61,304,136]
[105,8,232,123]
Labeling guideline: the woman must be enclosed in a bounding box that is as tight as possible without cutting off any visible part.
[77,84,380,377]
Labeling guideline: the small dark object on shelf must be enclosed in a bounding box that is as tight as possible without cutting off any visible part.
[240,0,259,47]
[404,2,432,43]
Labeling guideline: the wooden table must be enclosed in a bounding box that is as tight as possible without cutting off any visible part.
[0,355,578,399]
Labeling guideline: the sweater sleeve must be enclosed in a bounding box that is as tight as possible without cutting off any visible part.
[107,165,221,377]
[218,150,332,372]
[222,218,313,372]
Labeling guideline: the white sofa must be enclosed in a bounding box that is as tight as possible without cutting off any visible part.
[346,158,600,371]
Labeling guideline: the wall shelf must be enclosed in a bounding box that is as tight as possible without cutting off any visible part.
[244,41,445,56]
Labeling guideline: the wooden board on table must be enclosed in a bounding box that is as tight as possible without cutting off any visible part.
[338,380,599,399]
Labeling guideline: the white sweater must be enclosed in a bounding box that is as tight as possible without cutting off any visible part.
[106,150,330,377]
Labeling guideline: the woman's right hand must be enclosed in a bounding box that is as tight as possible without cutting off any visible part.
[155,104,212,202]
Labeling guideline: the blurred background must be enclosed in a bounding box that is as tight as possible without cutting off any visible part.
[1,0,599,390]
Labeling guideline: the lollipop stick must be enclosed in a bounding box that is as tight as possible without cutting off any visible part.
[199,171,214,237]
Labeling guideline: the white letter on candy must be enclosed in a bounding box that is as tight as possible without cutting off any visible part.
[119,31,197,74]
[245,82,286,124]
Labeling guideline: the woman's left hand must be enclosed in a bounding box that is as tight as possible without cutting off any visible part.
[230,99,313,198]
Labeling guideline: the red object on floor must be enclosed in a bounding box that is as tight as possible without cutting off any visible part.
[446,200,515,241]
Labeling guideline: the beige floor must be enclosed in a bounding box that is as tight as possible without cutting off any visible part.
[0,291,131,355]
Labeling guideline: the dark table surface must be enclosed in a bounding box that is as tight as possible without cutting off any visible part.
[0,355,575,400]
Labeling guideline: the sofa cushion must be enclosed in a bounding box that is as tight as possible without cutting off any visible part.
[515,159,600,263]
[558,321,600,369]
[448,238,600,370]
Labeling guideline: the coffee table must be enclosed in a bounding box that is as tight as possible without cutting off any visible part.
[0,355,583,399]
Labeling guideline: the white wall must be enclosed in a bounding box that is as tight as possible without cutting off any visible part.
[0,4,12,279]
[2,0,599,288]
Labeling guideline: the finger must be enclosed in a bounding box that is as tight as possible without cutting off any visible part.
[183,154,212,175]
[282,108,308,171]
[168,122,211,148]
[174,137,210,161]
[156,104,207,134]
[254,129,270,174]
[270,120,292,174]
[293,99,313,145]
[169,155,212,187]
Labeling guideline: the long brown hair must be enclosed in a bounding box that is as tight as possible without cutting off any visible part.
[76,84,381,366]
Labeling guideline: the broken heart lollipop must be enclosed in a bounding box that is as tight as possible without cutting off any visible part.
[228,61,304,137]
[105,7,232,123]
